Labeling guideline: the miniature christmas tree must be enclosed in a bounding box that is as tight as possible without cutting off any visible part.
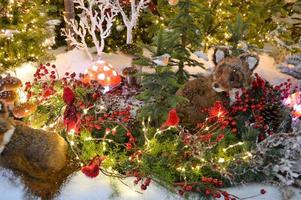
[0,0,54,72]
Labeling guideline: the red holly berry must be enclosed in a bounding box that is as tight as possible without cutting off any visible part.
[184,185,193,191]
[260,189,266,194]
[144,177,151,186]
[141,184,147,190]
[125,143,132,150]
[205,189,211,196]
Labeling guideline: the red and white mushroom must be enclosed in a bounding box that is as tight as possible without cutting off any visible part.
[82,60,121,89]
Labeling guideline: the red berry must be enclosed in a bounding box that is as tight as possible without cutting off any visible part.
[205,189,211,196]
[141,184,147,190]
[133,171,139,177]
[260,189,266,194]
[185,185,193,191]
[125,143,132,150]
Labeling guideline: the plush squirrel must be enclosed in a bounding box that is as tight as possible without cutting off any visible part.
[0,75,70,199]
[177,47,259,125]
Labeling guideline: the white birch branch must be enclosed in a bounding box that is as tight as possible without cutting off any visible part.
[115,0,150,44]
[63,0,119,60]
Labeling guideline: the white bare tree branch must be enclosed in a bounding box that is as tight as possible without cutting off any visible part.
[63,0,119,60]
[115,0,150,44]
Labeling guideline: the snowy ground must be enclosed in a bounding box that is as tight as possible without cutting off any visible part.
[1,48,301,200]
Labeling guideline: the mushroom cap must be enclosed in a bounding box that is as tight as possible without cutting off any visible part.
[12,102,37,118]
[0,91,18,104]
[82,60,121,88]
[0,75,22,91]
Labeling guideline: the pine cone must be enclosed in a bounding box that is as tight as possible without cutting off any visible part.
[262,102,291,133]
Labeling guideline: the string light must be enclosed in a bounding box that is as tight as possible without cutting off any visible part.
[222,142,244,152]
[218,158,225,163]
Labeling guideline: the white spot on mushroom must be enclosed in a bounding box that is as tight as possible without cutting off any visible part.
[97,73,106,80]
[112,71,117,76]
[103,66,110,71]
[92,65,98,71]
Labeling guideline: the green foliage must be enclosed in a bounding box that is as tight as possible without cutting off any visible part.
[157,0,204,83]
[146,0,297,52]
[227,15,248,55]
[137,66,184,126]
[119,43,143,56]
[0,0,54,71]
[25,82,65,128]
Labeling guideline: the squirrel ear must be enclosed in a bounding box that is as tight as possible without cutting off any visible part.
[239,53,259,71]
[213,47,230,65]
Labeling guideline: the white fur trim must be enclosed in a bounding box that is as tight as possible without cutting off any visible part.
[212,86,225,93]
[247,56,258,70]
[215,49,225,64]
[229,89,243,105]
[0,126,15,154]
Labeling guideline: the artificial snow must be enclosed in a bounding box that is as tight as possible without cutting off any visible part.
[1,167,301,200]
[1,48,301,200]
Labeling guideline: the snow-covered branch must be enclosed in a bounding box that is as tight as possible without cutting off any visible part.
[115,0,150,44]
[63,0,119,60]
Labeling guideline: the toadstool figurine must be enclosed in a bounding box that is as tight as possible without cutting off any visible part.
[0,74,22,105]
[82,60,122,90]
[12,102,37,119]
[0,91,18,105]
[0,74,22,91]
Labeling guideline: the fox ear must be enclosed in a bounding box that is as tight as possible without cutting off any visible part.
[239,53,259,71]
[213,47,230,65]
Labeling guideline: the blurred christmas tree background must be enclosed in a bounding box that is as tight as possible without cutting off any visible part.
[0,0,300,70]
[0,0,57,72]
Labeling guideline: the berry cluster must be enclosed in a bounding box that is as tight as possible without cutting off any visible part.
[175,177,225,198]
[124,131,137,150]
[229,74,288,137]
[127,170,152,191]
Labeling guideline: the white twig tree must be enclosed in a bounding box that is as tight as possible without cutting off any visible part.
[63,0,119,60]
[115,0,150,44]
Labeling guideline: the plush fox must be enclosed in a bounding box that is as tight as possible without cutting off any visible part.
[177,47,259,125]
[0,101,70,199]
[211,48,259,100]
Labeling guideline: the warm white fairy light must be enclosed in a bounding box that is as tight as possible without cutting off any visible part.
[69,129,75,136]
[176,166,186,172]
[222,142,244,152]
[83,109,88,115]
[218,158,225,163]
[102,141,107,151]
